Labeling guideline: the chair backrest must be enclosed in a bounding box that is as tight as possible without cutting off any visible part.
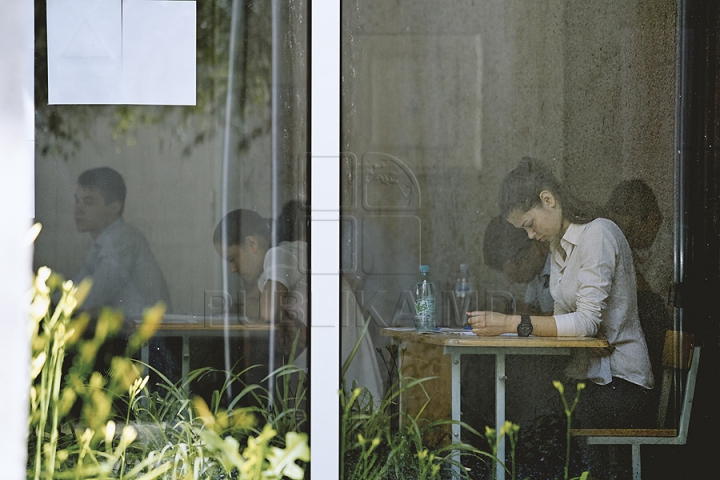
[656,330,697,429]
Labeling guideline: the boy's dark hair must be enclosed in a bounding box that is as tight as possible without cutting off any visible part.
[213,209,271,247]
[483,214,534,272]
[78,167,127,215]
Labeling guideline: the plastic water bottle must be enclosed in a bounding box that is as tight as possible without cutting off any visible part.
[455,263,474,325]
[414,265,436,332]
[455,263,473,299]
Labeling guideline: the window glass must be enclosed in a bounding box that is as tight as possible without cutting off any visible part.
[341,2,678,478]
[31,0,308,476]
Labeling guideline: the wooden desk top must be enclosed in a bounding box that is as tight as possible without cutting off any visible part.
[381,327,609,348]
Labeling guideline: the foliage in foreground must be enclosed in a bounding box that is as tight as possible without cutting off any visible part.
[27,265,309,479]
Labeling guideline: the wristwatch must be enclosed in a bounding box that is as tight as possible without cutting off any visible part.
[517,315,533,337]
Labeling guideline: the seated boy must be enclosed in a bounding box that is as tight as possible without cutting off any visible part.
[483,214,553,314]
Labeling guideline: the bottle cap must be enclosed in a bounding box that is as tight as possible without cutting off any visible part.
[420,264,430,273]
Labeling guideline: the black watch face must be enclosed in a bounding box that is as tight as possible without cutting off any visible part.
[517,324,533,337]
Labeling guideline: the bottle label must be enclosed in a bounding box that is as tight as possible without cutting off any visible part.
[415,297,435,318]
[414,298,434,330]
[414,276,436,331]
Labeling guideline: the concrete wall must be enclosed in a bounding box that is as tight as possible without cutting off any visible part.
[563,1,676,295]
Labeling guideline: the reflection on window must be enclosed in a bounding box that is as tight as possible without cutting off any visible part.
[30,0,309,478]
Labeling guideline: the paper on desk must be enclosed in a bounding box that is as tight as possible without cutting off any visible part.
[423,328,476,335]
[47,0,196,105]
[383,327,475,335]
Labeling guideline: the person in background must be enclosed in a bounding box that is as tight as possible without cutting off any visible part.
[468,158,654,478]
[605,179,663,291]
[214,206,384,403]
[74,167,171,320]
[483,214,553,314]
[72,166,173,375]
[606,179,672,405]
[604,180,662,249]
[213,208,306,361]
[272,200,310,362]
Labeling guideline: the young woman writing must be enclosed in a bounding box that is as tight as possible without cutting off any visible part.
[469,158,653,430]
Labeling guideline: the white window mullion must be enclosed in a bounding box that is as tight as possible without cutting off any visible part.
[0,0,35,478]
[310,0,341,478]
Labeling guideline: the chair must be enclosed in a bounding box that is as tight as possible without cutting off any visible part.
[571,330,700,480]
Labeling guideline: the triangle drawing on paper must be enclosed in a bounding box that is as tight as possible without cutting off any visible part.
[63,20,113,59]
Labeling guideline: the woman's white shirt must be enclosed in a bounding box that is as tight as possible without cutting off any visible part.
[551,218,653,389]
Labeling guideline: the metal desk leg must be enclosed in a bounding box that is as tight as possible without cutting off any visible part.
[451,351,462,478]
[496,353,506,480]
[137,342,150,409]
[631,444,641,480]
[140,342,149,377]
[182,335,190,384]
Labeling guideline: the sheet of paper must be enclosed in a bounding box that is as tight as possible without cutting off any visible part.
[419,328,476,336]
[122,0,196,105]
[47,0,196,105]
[47,0,122,104]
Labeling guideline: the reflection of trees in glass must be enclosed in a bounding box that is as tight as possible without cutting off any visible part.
[34,0,273,159]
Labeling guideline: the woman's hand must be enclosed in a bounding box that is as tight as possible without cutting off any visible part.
[467,311,512,336]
